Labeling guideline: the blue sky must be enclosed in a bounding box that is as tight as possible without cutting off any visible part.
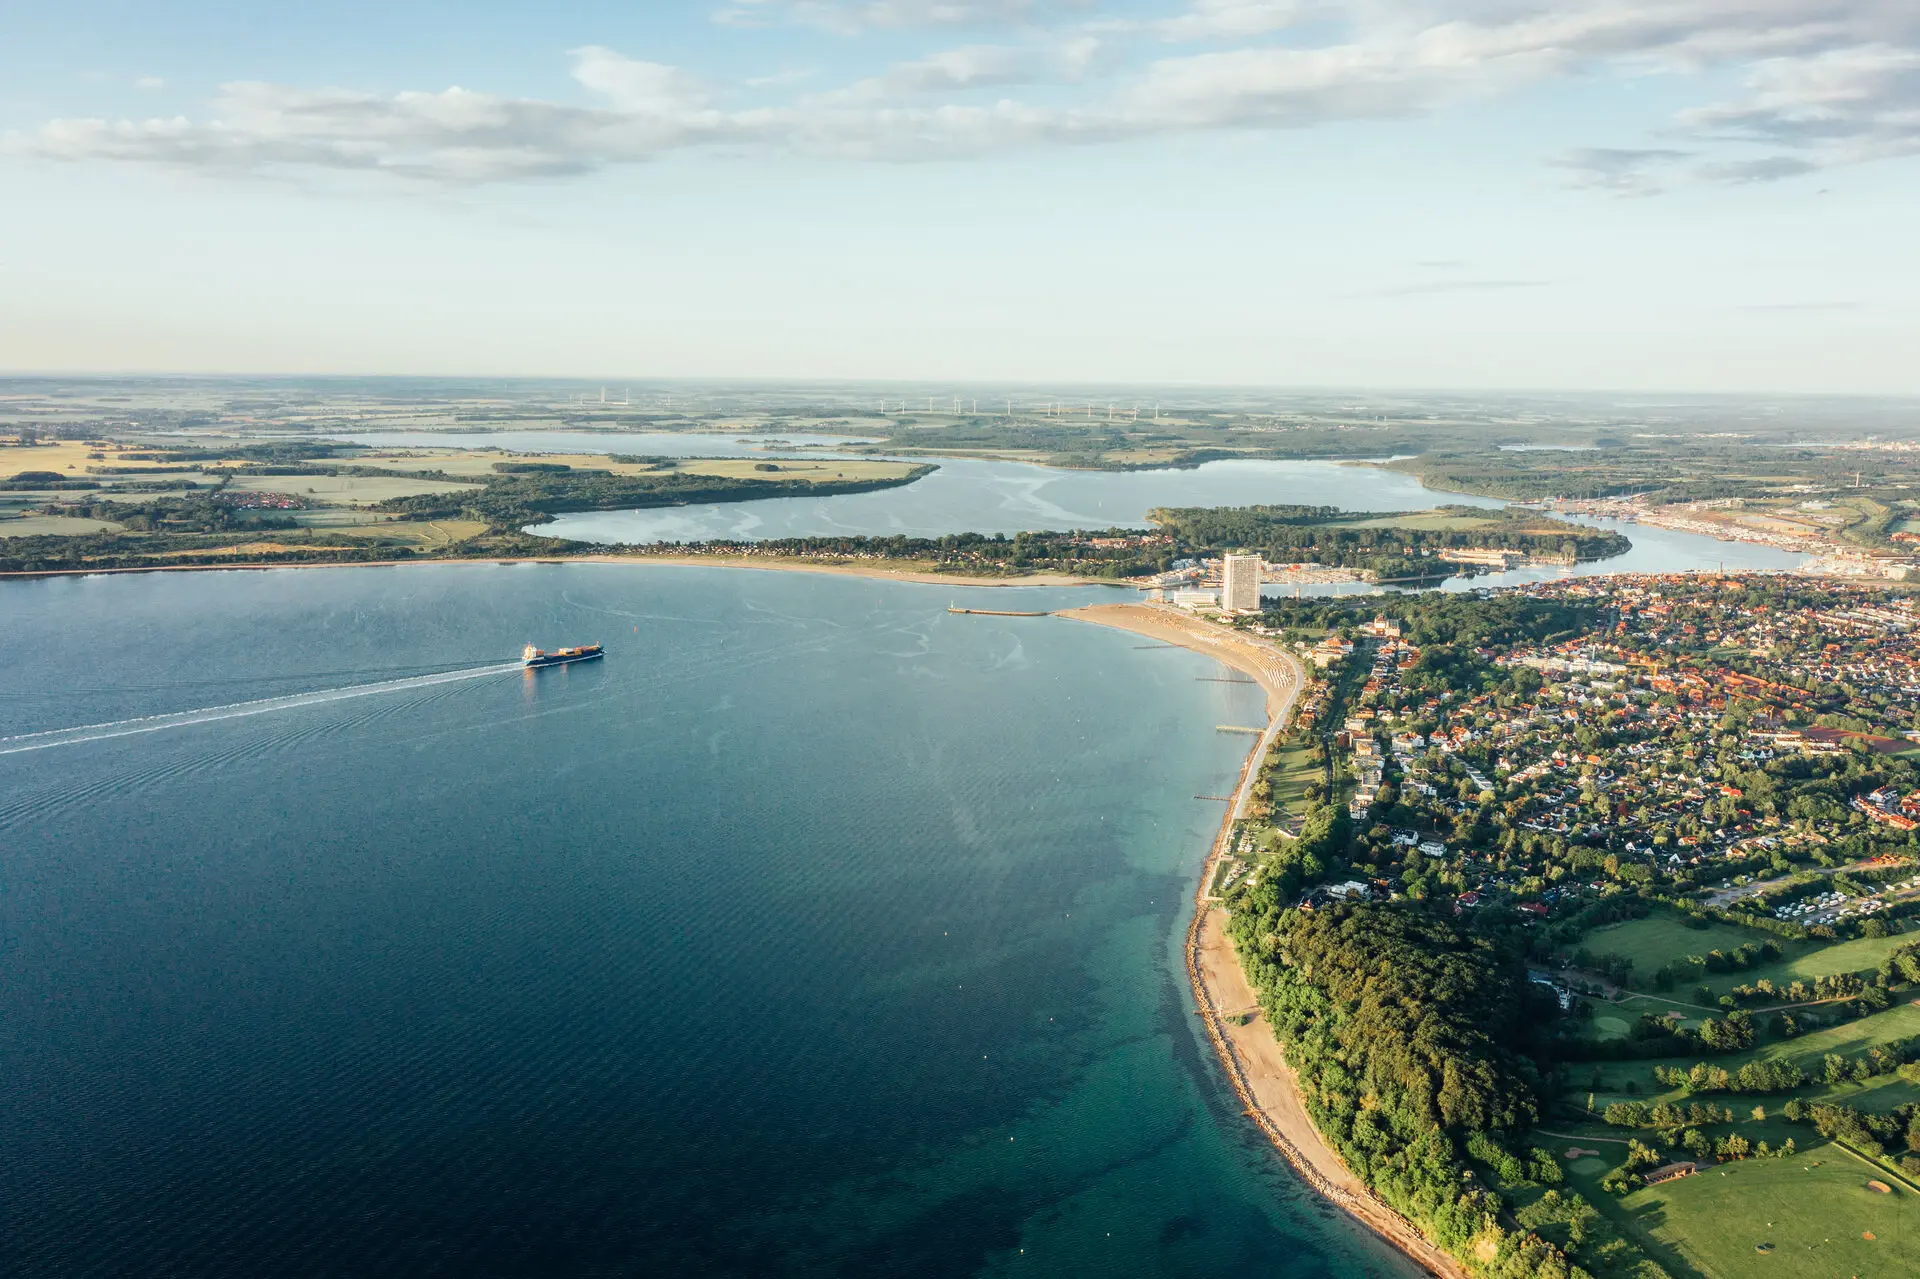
[3,1,1917,391]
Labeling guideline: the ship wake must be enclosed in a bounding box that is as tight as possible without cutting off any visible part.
[0,663,523,756]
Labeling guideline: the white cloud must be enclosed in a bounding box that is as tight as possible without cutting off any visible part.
[1156,0,1324,42]
[717,0,1075,34]
[569,46,714,113]
[1553,146,1691,196]
[1679,45,1920,175]
[134,76,167,91]
[9,2,1920,188]
[823,45,1042,102]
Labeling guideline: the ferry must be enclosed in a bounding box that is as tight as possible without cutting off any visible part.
[523,643,604,669]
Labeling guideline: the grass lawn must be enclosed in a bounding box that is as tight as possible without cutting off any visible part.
[0,514,124,537]
[1614,992,1710,1022]
[1586,911,1763,986]
[322,519,489,548]
[1573,1000,1920,1114]
[1745,1000,1920,1068]
[1696,927,1918,999]
[1591,1012,1637,1041]
[1582,1140,1920,1279]
[1261,740,1321,828]
[1337,510,1501,531]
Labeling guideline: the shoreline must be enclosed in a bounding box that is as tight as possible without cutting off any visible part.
[1056,603,1468,1279]
[0,552,1121,589]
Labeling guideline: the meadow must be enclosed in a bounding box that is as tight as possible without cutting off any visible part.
[1564,1139,1920,1279]
[1339,510,1508,532]
[226,474,481,506]
[1259,740,1323,829]
[0,514,123,537]
[1585,912,1765,982]
[1696,928,1920,999]
[322,519,492,548]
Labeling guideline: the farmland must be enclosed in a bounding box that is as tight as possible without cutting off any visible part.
[0,439,933,573]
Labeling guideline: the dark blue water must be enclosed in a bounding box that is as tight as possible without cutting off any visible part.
[0,565,1419,1278]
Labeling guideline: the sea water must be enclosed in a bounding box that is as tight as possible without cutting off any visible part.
[0,564,1420,1278]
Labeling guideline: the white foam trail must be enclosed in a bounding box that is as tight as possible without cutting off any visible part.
[0,664,523,756]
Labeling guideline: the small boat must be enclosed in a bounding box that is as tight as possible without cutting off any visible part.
[523,643,604,669]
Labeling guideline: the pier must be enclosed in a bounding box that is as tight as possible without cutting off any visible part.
[946,607,1052,617]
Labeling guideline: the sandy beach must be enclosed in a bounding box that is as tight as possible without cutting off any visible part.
[1057,603,1468,1279]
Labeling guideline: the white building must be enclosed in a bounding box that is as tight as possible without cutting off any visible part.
[1170,588,1221,609]
[1221,554,1262,613]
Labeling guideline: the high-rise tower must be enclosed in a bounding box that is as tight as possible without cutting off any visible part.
[1222,554,1261,613]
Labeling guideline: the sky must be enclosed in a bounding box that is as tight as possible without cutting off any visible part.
[2,0,1918,393]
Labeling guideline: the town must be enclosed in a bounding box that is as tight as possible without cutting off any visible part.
[1207,572,1920,1279]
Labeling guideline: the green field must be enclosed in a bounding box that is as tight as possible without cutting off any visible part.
[225,474,481,506]
[1586,911,1765,985]
[1613,991,1711,1024]
[1577,999,1920,1110]
[1592,1013,1636,1041]
[322,519,490,548]
[1746,999,1920,1068]
[1337,510,1501,531]
[1262,740,1322,827]
[1571,1140,1920,1279]
[0,514,124,537]
[1694,927,1918,999]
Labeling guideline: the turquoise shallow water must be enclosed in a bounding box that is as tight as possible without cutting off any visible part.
[0,565,1420,1278]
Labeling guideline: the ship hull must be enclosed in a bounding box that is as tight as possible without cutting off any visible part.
[525,650,604,669]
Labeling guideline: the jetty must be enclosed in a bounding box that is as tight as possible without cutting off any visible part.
[947,607,1052,617]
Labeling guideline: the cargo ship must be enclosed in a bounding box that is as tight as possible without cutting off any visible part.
[522,643,604,669]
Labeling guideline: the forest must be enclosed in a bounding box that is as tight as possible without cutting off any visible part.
[1225,899,1666,1279]
[372,463,935,527]
[1149,505,1631,574]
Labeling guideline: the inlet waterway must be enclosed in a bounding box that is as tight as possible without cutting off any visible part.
[330,432,1810,579]
[540,457,1498,543]
[0,564,1424,1278]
